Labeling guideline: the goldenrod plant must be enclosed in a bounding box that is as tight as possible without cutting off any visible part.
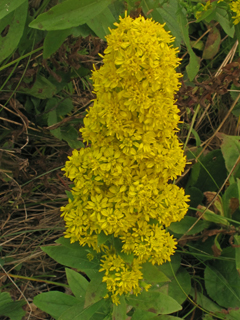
[61,13,189,305]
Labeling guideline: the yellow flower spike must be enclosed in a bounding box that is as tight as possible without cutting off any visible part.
[231,0,240,25]
[61,13,190,304]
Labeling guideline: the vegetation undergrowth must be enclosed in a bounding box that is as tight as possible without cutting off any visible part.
[1,0,240,319]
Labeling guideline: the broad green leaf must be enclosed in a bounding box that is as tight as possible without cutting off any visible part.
[84,272,108,308]
[43,28,73,59]
[58,299,105,320]
[56,99,74,116]
[0,1,28,64]
[189,288,221,312]
[33,291,80,319]
[66,268,89,299]
[163,267,191,305]
[0,0,26,19]
[61,126,84,148]
[131,308,157,320]
[29,0,112,31]
[155,1,183,48]
[21,75,57,99]
[186,149,227,193]
[217,133,240,180]
[157,253,181,278]
[112,295,127,320]
[141,263,170,284]
[66,138,85,149]
[127,290,182,314]
[41,245,99,279]
[169,215,210,235]
[214,7,235,38]
[236,24,240,56]
[87,6,116,39]
[205,258,240,308]
[0,292,26,320]
[215,308,240,319]
[131,309,183,320]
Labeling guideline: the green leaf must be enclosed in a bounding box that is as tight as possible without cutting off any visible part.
[57,98,74,116]
[97,231,112,246]
[218,133,240,180]
[189,288,222,313]
[112,295,127,320]
[66,268,89,299]
[154,256,190,305]
[29,0,112,31]
[84,272,108,308]
[0,0,27,19]
[186,149,227,193]
[87,6,116,39]
[61,126,83,148]
[0,1,28,64]
[197,207,230,226]
[214,7,235,38]
[157,253,181,278]
[186,187,204,211]
[58,299,105,320]
[0,292,26,320]
[127,290,182,314]
[164,267,191,305]
[234,235,240,276]
[222,182,239,218]
[176,5,200,80]
[152,316,183,320]
[33,291,80,319]
[236,24,240,56]
[21,75,57,99]
[141,263,170,284]
[41,245,99,278]
[205,260,240,308]
[169,215,210,236]
[131,308,157,320]
[43,28,73,59]
[155,0,183,48]
[202,25,221,60]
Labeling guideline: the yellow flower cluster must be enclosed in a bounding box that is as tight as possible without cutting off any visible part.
[61,14,189,304]
[231,1,240,24]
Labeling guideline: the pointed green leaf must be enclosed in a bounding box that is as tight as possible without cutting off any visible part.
[112,295,127,320]
[84,272,108,308]
[0,0,27,19]
[0,1,28,63]
[41,245,99,279]
[141,263,170,284]
[29,0,112,31]
[33,291,80,319]
[205,262,240,308]
[66,268,89,299]
[127,290,182,314]
[43,28,73,59]
[87,7,116,39]
[58,299,105,320]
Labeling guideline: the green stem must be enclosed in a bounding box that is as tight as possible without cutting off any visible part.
[0,47,43,72]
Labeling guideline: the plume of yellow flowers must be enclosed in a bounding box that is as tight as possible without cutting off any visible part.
[61,13,189,305]
[231,0,240,24]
